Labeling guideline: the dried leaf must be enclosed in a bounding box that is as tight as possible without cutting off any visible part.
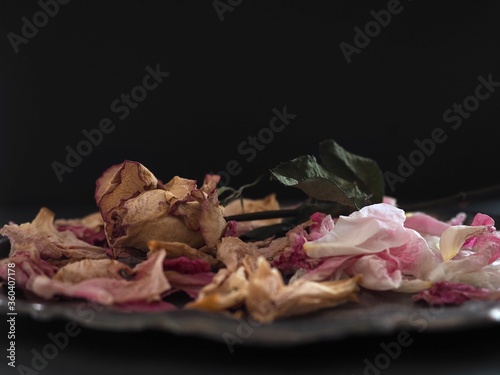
[270,139,384,211]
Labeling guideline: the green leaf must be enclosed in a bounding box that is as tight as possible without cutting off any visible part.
[319,139,384,204]
[270,139,384,210]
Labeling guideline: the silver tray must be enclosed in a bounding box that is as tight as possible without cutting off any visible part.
[2,202,500,347]
[2,288,500,347]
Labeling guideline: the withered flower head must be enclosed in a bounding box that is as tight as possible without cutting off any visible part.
[95,160,227,251]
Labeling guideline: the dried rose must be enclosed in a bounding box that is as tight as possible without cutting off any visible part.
[95,160,227,251]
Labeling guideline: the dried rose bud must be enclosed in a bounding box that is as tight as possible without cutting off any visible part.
[95,160,227,251]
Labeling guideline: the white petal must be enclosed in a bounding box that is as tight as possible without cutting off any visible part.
[439,225,489,261]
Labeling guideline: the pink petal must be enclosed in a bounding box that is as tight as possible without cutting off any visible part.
[404,212,450,237]
[303,203,410,257]
[345,251,402,290]
[163,256,211,274]
[413,281,500,305]
[28,250,171,305]
[307,212,335,241]
[389,229,440,279]
[299,255,356,282]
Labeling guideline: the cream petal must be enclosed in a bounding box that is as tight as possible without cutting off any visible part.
[440,225,489,261]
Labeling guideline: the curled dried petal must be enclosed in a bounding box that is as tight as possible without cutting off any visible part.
[53,259,131,283]
[185,267,249,312]
[96,160,159,220]
[304,203,410,258]
[0,207,107,263]
[28,250,170,305]
[147,240,219,267]
[245,257,361,323]
[94,161,227,251]
[440,225,490,261]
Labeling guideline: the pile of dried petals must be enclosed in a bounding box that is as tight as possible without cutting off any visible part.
[2,160,500,322]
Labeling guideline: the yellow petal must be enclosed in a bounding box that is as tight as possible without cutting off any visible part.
[439,225,489,261]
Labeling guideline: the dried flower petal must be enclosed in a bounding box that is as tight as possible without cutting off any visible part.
[303,203,410,257]
[53,258,131,283]
[0,207,107,263]
[245,257,361,323]
[185,267,248,312]
[440,225,490,261]
[147,240,219,267]
[94,161,227,251]
[28,250,170,305]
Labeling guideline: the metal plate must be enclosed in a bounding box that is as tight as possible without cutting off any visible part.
[2,205,500,347]
[2,289,500,347]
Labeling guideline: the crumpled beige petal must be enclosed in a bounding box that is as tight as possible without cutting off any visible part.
[147,240,219,267]
[163,176,197,202]
[0,207,107,263]
[185,267,248,312]
[245,257,361,323]
[186,254,361,322]
[112,189,206,250]
[28,250,171,305]
[216,236,287,272]
[96,160,159,223]
[53,258,131,283]
[199,190,227,249]
[439,225,490,261]
[94,161,227,251]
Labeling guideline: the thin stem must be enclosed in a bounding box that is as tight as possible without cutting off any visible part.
[224,208,301,222]
[398,184,500,212]
[224,184,500,222]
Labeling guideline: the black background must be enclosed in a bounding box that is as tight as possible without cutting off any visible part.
[1,1,500,212]
[2,2,500,374]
